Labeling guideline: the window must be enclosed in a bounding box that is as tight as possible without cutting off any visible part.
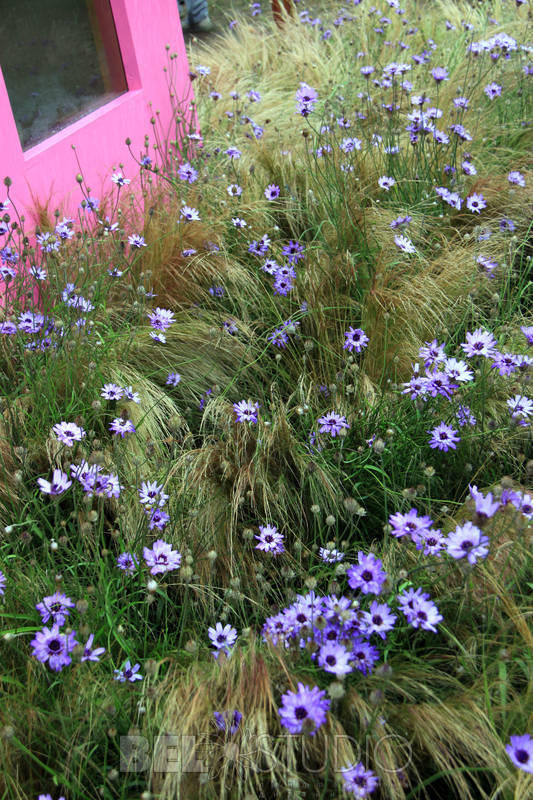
[0,0,128,150]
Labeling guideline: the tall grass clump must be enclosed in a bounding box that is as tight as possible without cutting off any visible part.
[0,1,532,798]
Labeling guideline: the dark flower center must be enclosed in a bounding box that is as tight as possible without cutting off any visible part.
[362,570,373,582]
[294,707,308,720]
[48,639,62,652]
[296,613,307,623]
[462,540,473,550]
[372,615,383,625]
[516,749,529,764]
[216,635,226,643]
[326,655,337,666]
[417,611,427,621]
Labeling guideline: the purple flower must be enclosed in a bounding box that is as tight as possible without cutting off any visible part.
[344,327,369,353]
[233,400,259,424]
[227,184,242,197]
[31,625,78,672]
[394,234,416,254]
[461,328,497,358]
[225,146,242,160]
[114,660,143,682]
[111,172,130,187]
[378,175,396,191]
[36,592,75,627]
[166,372,181,387]
[128,234,147,248]
[318,642,353,676]
[351,639,380,675]
[341,761,379,797]
[484,82,502,100]
[317,412,350,437]
[214,710,242,734]
[506,734,533,773]
[389,507,430,539]
[295,82,318,117]
[52,421,86,447]
[347,552,387,595]
[278,683,330,735]
[81,633,106,662]
[432,66,449,82]
[0,570,5,595]
[508,171,525,187]
[466,193,486,214]
[446,521,489,564]
[469,485,500,519]
[208,622,238,653]
[148,307,175,331]
[178,162,198,183]
[264,184,280,200]
[37,469,72,495]
[507,394,533,422]
[360,600,397,639]
[428,422,460,452]
[232,217,247,228]
[101,383,124,401]
[180,206,201,222]
[255,524,285,554]
[282,240,305,264]
[139,480,168,508]
[109,418,136,438]
[397,588,443,633]
[456,405,477,427]
[117,552,139,574]
[143,539,181,575]
[319,547,344,563]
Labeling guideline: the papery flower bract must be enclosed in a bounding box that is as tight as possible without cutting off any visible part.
[506,734,533,773]
[255,524,285,554]
[317,412,349,437]
[143,539,181,575]
[278,682,330,735]
[114,660,143,682]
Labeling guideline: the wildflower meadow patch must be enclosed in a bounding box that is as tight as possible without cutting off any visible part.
[0,1,532,798]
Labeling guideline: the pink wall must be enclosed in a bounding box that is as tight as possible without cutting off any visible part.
[0,0,195,309]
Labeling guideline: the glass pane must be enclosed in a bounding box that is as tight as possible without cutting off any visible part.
[0,0,128,150]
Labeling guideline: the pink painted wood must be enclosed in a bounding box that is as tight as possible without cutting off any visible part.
[0,0,195,310]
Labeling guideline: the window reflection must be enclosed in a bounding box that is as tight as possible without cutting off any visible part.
[0,0,128,150]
